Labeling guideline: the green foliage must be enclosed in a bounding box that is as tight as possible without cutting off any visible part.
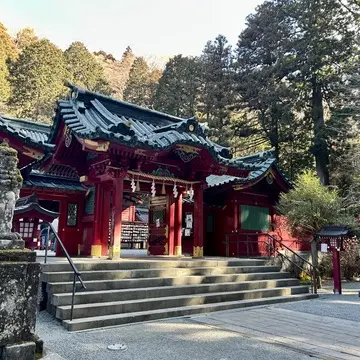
[234,0,359,185]
[64,42,110,94]
[94,46,135,100]
[318,253,333,279]
[154,55,200,118]
[15,27,38,50]
[341,238,360,280]
[123,57,160,107]
[198,35,234,146]
[277,171,360,237]
[8,39,67,123]
[0,22,17,107]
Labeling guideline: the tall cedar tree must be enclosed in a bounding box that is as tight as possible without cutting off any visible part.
[64,42,110,94]
[198,35,234,146]
[154,55,200,118]
[15,27,38,50]
[0,23,17,111]
[123,57,160,108]
[235,1,313,179]
[237,0,357,185]
[9,39,67,123]
[94,46,136,100]
[117,46,136,98]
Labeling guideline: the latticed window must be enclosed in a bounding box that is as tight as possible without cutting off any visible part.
[67,203,78,227]
[240,205,270,231]
[19,221,35,238]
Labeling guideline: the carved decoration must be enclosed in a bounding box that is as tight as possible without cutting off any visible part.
[174,149,198,163]
[151,168,174,178]
[22,146,43,160]
[64,127,72,148]
[266,174,274,184]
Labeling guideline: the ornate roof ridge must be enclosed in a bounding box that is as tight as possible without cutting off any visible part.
[66,82,185,125]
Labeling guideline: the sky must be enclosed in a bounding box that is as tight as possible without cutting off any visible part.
[1,0,265,60]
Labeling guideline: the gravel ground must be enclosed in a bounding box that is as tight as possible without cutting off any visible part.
[274,281,360,322]
[36,312,313,360]
[274,293,360,322]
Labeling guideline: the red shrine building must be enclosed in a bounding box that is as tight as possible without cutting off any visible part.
[0,84,307,259]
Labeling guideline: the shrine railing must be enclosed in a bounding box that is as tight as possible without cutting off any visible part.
[224,233,318,294]
[46,222,86,320]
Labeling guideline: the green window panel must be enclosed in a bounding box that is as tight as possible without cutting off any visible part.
[84,186,95,215]
[240,205,270,231]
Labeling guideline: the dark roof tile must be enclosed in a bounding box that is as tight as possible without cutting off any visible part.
[0,115,54,150]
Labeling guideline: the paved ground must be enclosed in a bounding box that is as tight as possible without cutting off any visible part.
[37,311,313,360]
[37,285,360,360]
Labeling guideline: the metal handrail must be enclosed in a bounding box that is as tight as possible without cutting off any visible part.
[44,222,86,320]
[224,233,318,294]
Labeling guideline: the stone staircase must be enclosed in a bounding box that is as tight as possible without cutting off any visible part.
[40,258,317,331]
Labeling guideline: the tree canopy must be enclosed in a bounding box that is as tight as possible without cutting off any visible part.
[64,41,110,94]
[8,39,67,123]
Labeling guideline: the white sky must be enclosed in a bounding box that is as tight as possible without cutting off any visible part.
[1,0,265,59]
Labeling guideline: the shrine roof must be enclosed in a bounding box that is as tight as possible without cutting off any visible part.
[0,115,54,150]
[23,171,87,192]
[206,151,290,188]
[15,193,59,219]
[51,84,245,165]
[316,226,351,238]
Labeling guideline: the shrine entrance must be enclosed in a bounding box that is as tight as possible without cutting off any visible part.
[46,84,254,259]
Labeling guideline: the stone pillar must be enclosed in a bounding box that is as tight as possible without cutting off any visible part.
[0,251,39,360]
[109,173,125,259]
[174,192,183,256]
[0,140,40,360]
[193,184,204,258]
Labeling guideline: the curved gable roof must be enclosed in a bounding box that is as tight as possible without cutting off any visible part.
[0,115,54,150]
[206,151,291,190]
[50,84,234,163]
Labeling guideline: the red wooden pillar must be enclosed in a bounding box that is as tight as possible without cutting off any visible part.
[109,174,125,259]
[174,192,183,256]
[56,199,67,257]
[193,184,204,258]
[168,195,176,256]
[91,183,104,257]
[233,200,239,232]
[101,185,111,256]
[332,249,342,294]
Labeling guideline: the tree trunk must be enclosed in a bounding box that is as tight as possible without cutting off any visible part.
[311,79,330,186]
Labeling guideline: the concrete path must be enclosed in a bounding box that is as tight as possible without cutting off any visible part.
[37,311,312,360]
[36,284,360,360]
[193,287,360,360]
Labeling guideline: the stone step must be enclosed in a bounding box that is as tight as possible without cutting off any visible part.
[47,271,292,295]
[56,285,308,320]
[52,278,300,306]
[42,259,268,273]
[42,265,280,283]
[62,293,318,331]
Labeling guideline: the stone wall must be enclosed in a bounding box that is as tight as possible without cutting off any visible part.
[0,251,40,360]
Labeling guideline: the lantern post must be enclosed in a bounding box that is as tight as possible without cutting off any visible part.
[316,226,350,295]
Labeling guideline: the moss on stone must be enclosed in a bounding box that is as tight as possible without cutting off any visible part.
[0,250,36,262]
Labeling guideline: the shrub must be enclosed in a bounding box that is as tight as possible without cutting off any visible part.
[277,171,360,237]
[318,253,333,279]
[341,238,360,280]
